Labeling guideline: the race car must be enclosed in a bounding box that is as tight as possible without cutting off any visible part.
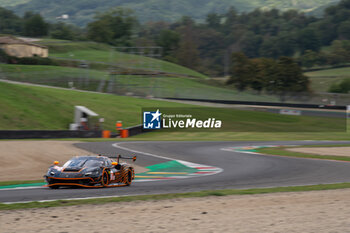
[44,154,136,189]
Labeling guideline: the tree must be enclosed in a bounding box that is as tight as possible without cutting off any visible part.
[206,13,222,29]
[259,37,281,58]
[196,27,225,75]
[0,7,22,34]
[297,28,321,52]
[259,58,278,93]
[240,32,263,58]
[329,78,350,93]
[275,32,297,57]
[227,52,254,91]
[50,22,76,40]
[250,58,267,93]
[313,20,337,45]
[87,7,137,45]
[87,19,114,44]
[338,20,350,39]
[175,19,200,70]
[328,40,350,64]
[300,50,321,68]
[23,12,48,37]
[274,57,309,99]
[227,52,309,97]
[156,29,180,57]
[0,48,9,63]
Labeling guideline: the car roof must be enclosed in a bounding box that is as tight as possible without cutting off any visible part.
[71,156,108,160]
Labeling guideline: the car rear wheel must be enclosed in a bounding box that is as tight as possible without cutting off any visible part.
[48,185,60,189]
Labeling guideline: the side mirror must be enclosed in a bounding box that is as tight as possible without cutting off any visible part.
[132,156,137,162]
[53,161,59,165]
[112,162,118,166]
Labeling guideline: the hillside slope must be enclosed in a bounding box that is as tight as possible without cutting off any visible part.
[0,0,28,7]
[0,81,341,133]
[0,39,281,102]
[4,0,339,26]
[0,81,188,130]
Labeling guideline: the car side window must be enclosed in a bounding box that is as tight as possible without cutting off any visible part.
[105,158,112,166]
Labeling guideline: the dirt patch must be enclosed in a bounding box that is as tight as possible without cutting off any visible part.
[287,146,350,157]
[0,140,146,181]
[1,188,350,232]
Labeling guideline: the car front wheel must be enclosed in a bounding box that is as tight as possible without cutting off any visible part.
[101,169,110,187]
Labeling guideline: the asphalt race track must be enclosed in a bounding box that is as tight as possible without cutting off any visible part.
[2,140,350,203]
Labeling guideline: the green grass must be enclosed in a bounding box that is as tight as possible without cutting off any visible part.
[282,143,350,148]
[0,0,29,6]
[113,75,279,101]
[305,67,350,92]
[305,67,350,78]
[2,129,350,142]
[37,40,111,52]
[0,81,189,130]
[131,131,350,141]
[0,64,280,101]
[0,64,107,80]
[0,39,286,102]
[0,180,44,186]
[37,40,208,79]
[1,183,350,210]
[0,81,345,133]
[0,39,282,101]
[51,49,207,78]
[309,77,345,92]
[0,64,109,92]
[256,145,350,162]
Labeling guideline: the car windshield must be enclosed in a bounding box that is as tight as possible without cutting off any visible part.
[63,157,103,168]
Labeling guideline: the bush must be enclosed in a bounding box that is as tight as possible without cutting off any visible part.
[8,56,57,66]
[0,48,9,63]
[328,78,350,93]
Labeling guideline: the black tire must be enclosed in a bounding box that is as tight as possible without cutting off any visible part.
[101,169,110,187]
[130,167,135,180]
[47,178,60,189]
[125,169,132,186]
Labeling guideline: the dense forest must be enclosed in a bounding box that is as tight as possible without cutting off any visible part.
[2,0,339,26]
[1,1,350,75]
[0,0,349,92]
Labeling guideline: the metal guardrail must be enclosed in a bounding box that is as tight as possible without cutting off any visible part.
[0,130,102,139]
[164,97,346,110]
[0,124,152,139]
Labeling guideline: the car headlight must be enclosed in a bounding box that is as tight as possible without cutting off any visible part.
[47,167,57,176]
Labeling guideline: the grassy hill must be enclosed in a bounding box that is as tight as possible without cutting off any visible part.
[0,39,282,102]
[305,67,350,92]
[307,0,339,16]
[0,81,344,138]
[3,39,349,102]
[3,0,339,26]
[0,63,280,102]
[1,38,348,101]
[0,81,187,130]
[37,40,208,79]
[0,0,28,7]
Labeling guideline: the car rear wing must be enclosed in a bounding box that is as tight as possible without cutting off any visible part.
[109,154,137,163]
